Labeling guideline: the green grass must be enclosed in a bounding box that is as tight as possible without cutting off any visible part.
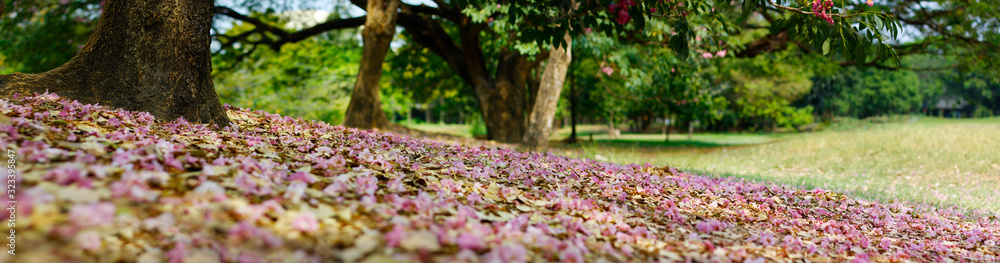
[401,122,473,138]
[554,117,1000,215]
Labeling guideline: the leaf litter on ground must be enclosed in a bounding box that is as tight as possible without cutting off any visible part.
[1,93,998,262]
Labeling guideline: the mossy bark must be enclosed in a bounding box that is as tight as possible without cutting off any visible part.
[0,0,230,126]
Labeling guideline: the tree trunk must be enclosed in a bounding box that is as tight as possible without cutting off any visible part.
[424,103,432,123]
[438,96,445,124]
[521,34,572,151]
[474,51,530,143]
[342,0,399,130]
[688,120,694,140]
[0,0,230,126]
[567,73,578,143]
[663,110,670,143]
[397,14,542,143]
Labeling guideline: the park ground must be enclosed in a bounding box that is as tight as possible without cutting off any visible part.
[5,94,998,261]
[406,116,1000,215]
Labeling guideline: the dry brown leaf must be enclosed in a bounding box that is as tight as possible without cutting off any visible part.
[400,230,441,252]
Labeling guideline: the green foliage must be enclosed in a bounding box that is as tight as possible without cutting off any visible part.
[943,71,1000,117]
[385,33,478,123]
[0,0,101,73]
[711,49,823,131]
[803,67,936,119]
[753,0,902,66]
[468,113,488,137]
[212,12,362,124]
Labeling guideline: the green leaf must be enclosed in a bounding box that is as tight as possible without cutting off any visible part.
[822,38,831,55]
[669,20,690,60]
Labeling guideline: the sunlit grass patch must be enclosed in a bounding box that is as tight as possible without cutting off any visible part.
[559,118,1000,215]
[401,122,473,138]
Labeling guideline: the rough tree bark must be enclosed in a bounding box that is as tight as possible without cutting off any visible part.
[342,0,400,130]
[521,34,572,151]
[0,0,230,126]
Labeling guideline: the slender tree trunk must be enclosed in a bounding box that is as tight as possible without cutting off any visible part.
[0,0,230,126]
[521,34,572,151]
[424,102,432,123]
[438,96,445,124]
[342,0,399,130]
[568,72,578,143]
[688,120,694,140]
[663,110,670,143]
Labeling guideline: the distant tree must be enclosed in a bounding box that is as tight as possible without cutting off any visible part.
[801,66,934,119]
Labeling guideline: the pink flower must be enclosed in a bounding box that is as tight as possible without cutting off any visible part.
[486,243,528,262]
[166,242,188,263]
[601,67,614,76]
[143,213,177,233]
[385,224,407,247]
[356,174,378,196]
[456,232,484,250]
[560,245,584,263]
[716,49,728,58]
[193,181,226,200]
[76,231,101,251]
[288,171,316,183]
[702,52,714,59]
[292,212,319,233]
[616,9,631,25]
[237,251,265,263]
[866,0,874,6]
[284,181,307,202]
[69,202,116,228]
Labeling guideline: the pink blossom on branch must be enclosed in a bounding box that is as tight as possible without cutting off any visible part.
[601,67,614,76]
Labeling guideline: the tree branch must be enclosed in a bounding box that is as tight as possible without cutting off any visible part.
[213,6,365,52]
[397,13,476,85]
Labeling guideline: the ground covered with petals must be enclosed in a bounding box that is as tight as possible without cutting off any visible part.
[2,93,999,262]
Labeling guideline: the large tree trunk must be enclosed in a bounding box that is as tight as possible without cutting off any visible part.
[521,34,572,151]
[0,0,230,126]
[473,51,530,143]
[342,0,400,130]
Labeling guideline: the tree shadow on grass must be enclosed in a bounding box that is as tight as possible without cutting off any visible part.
[592,139,745,149]
[554,137,783,155]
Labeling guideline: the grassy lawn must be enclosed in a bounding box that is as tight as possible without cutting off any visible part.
[555,117,1000,215]
[401,122,474,138]
[402,117,1000,214]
